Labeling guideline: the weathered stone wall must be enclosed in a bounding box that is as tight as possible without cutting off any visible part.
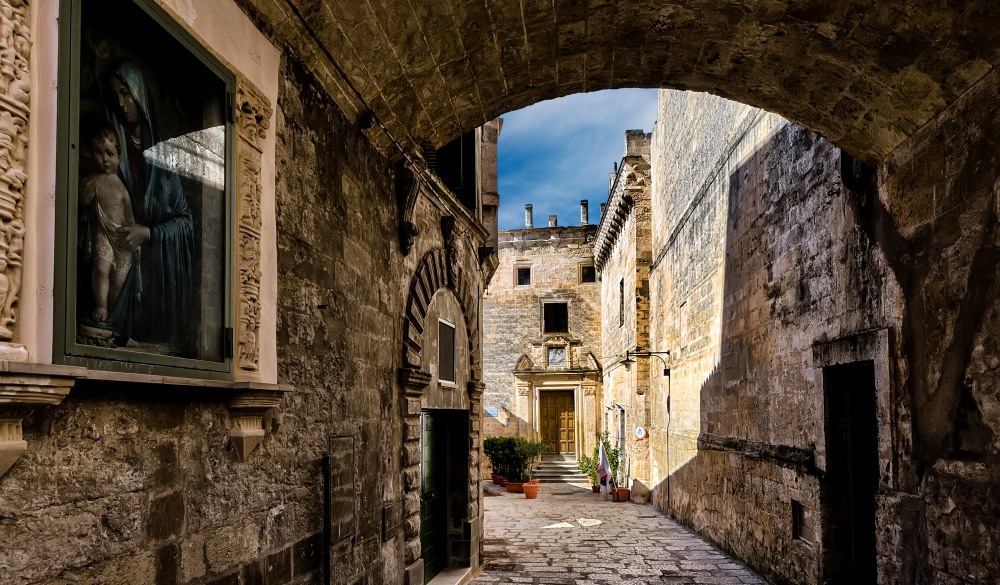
[482,225,601,449]
[647,91,885,584]
[276,54,409,585]
[0,5,489,585]
[872,62,1000,583]
[648,76,1000,584]
[596,134,655,484]
[0,52,399,585]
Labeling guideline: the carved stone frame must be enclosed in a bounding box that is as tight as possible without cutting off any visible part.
[399,247,484,585]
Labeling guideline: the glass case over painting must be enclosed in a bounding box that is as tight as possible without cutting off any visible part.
[59,0,233,371]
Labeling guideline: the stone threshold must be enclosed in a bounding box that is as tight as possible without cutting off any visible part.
[427,566,480,585]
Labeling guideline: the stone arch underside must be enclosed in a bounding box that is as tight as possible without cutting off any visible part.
[246,0,999,161]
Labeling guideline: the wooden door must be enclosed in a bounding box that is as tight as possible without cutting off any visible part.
[822,361,878,584]
[540,391,575,454]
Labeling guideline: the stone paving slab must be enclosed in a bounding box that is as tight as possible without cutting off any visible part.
[471,483,768,585]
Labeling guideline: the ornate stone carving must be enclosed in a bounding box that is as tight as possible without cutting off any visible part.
[440,215,460,288]
[0,363,83,478]
[234,78,271,372]
[228,383,287,461]
[0,0,30,344]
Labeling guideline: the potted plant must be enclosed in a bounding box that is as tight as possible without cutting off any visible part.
[605,436,629,502]
[504,437,545,494]
[519,439,545,497]
[578,452,599,492]
[483,436,509,485]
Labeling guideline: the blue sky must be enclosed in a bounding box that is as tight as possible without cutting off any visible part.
[497,88,660,231]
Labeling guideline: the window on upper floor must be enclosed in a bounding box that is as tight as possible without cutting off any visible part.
[54,0,236,377]
[542,302,568,334]
[424,130,477,211]
[580,263,596,284]
[516,266,532,286]
[438,319,456,384]
[619,279,625,327]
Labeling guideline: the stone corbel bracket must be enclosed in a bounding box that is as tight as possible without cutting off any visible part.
[0,363,86,478]
[395,161,421,256]
[228,383,289,461]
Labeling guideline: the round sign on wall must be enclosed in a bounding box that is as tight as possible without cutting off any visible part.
[635,426,647,441]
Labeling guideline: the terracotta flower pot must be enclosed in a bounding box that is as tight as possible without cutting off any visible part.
[522,483,540,499]
[506,481,524,494]
[491,473,506,485]
[614,487,631,502]
[591,484,600,493]
[529,478,540,485]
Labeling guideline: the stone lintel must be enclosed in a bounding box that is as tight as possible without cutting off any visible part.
[0,363,83,478]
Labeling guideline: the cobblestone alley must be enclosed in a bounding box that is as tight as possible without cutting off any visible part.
[470,484,768,585]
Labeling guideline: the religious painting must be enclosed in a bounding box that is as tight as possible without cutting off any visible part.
[61,0,232,369]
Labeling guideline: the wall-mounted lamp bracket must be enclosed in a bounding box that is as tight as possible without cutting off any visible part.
[621,348,671,377]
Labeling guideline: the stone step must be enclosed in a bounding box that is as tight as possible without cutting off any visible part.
[532,457,588,483]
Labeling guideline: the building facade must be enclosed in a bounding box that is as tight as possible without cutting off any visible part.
[614,88,1000,584]
[481,205,602,458]
[592,131,656,489]
[0,2,498,584]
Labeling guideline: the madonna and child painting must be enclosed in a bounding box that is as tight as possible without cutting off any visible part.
[72,0,228,364]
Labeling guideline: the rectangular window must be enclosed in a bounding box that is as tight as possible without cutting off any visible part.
[542,303,568,334]
[55,0,234,376]
[580,264,596,283]
[619,279,625,327]
[438,319,456,384]
[792,500,815,545]
[516,266,531,286]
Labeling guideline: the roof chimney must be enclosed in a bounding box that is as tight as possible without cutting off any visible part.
[524,204,533,229]
[548,215,557,228]
[580,200,589,225]
[600,203,606,220]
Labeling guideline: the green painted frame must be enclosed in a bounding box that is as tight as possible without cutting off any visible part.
[54,0,236,379]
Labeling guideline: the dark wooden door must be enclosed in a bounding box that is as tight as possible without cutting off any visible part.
[822,361,878,584]
[540,391,575,454]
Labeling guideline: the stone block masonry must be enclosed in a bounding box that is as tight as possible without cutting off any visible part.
[483,222,602,455]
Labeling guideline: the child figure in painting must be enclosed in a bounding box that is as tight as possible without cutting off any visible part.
[79,122,137,323]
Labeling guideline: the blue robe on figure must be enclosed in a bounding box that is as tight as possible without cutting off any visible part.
[107,61,194,348]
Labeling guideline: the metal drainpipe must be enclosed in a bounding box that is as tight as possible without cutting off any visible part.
[322,453,332,585]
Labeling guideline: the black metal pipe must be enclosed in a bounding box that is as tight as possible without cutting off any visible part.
[322,453,331,585]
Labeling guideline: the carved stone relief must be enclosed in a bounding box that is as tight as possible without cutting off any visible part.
[0,0,30,345]
[235,78,271,372]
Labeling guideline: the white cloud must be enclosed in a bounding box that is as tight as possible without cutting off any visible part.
[497,89,659,230]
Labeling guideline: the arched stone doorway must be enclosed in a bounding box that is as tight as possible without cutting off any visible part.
[398,248,484,585]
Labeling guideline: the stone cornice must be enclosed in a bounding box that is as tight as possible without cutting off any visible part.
[593,155,651,272]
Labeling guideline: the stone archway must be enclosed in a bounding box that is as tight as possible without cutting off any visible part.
[398,247,484,585]
[242,0,1000,161]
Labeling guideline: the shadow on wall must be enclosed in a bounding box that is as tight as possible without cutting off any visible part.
[643,121,880,585]
[640,109,1000,585]
[482,406,530,440]
[481,407,532,475]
